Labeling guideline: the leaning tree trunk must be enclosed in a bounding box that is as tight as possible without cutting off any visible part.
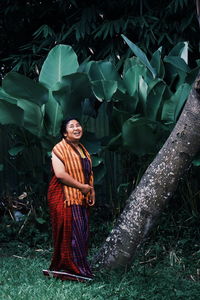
[93,74,200,270]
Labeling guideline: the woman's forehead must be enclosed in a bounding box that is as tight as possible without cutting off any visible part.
[66,119,80,126]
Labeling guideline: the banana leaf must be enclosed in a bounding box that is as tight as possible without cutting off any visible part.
[138,76,148,112]
[0,99,24,126]
[39,44,79,89]
[52,72,92,119]
[81,131,101,154]
[168,41,188,63]
[123,57,142,75]
[44,93,63,137]
[2,72,48,106]
[88,61,124,92]
[112,89,138,114]
[110,106,132,136]
[17,99,45,137]
[122,116,169,156]
[164,56,190,73]
[8,145,25,156]
[145,80,166,121]
[121,34,156,78]
[150,49,165,79]
[91,80,117,101]
[93,162,106,184]
[0,87,18,104]
[161,83,191,122]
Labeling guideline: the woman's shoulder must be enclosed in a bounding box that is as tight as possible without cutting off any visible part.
[53,139,70,153]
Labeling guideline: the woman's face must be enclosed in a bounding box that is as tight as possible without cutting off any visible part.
[64,119,83,142]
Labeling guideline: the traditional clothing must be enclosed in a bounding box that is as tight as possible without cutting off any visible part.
[43,139,94,281]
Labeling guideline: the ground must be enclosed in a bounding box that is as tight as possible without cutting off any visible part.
[0,240,200,300]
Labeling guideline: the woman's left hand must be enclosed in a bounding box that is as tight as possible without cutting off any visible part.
[87,187,95,206]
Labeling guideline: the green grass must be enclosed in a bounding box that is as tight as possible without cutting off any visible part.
[0,242,200,300]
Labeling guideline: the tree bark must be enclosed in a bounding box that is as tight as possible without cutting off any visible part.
[94,73,200,269]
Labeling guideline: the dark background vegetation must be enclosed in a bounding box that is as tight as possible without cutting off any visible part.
[0,0,199,78]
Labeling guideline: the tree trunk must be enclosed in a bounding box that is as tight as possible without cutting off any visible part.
[94,74,200,270]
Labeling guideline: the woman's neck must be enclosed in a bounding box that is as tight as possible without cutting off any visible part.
[65,138,80,147]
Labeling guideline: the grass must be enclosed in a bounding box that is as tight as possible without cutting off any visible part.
[0,240,200,300]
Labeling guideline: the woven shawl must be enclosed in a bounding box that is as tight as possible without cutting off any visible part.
[52,138,93,206]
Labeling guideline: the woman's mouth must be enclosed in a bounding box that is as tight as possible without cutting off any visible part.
[74,132,81,136]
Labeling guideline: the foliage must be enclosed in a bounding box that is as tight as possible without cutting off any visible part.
[0,38,199,219]
[105,37,199,156]
[0,44,104,200]
[0,0,199,78]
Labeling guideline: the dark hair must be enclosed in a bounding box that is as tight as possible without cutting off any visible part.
[60,117,81,138]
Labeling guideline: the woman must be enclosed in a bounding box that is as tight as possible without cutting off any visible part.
[43,118,95,282]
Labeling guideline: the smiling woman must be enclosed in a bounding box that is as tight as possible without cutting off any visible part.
[43,118,95,282]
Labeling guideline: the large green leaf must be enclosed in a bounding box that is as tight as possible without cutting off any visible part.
[112,89,138,114]
[106,133,122,151]
[185,65,200,85]
[121,34,156,78]
[81,132,101,154]
[93,162,106,184]
[39,44,79,89]
[0,99,24,126]
[41,135,59,152]
[161,83,191,122]
[123,57,141,74]
[44,93,63,136]
[91,80,117,101]
[146,80,166,120]
[122,116,168,156]
[88,61,124,92]
[138,76,148,111]
[0,87,18,104]
[150,49,165,79]
[8,145,25,156]
[123,65,143,97]
[91,155,103,167]
[52,72,91,119]
[164,56,190,73]
[174,84,191,120]
[110,106,132,136]
[2,72,48,106]
[77,60,93,73]
[17,99,44,137]
[168,41,188,63]
[82,97,99,118]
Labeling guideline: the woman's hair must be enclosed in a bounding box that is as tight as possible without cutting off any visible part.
[60,117,81,138]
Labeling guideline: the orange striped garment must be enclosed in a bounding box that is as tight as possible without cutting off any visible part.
[52,138,93,206]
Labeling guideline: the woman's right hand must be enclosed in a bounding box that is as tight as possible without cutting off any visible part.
[79,184,92,195]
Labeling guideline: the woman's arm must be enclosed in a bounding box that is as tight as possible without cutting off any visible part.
[52,152,92,195]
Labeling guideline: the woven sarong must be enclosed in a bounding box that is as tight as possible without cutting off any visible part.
[45,174,93,281]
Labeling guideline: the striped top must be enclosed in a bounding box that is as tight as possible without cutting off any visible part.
[52,138,93,206]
